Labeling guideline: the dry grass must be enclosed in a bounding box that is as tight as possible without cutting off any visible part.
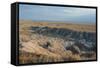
[19,20,96,32]
[19,33,81,64]
[19,50,81,64]
[19,20,96,64]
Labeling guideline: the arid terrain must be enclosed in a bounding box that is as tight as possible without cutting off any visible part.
[19,20,96,64]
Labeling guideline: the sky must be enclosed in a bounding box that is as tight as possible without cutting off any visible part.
[19,4,96,24]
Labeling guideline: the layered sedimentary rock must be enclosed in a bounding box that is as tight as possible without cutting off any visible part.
[30,26,96,52]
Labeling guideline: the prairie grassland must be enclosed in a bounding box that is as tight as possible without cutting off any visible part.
[19,20,96,64]
[19,20,96,32]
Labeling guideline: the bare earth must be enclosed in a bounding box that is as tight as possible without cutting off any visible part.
[19,20,96,64]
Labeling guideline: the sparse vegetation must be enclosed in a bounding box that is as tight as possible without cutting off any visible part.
[19,20,96,64]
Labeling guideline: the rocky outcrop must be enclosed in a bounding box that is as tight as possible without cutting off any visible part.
[19,26,96,64]
[30,26,96,42]
[30,26,96,52]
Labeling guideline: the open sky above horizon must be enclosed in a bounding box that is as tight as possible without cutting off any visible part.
[19,4,96,24]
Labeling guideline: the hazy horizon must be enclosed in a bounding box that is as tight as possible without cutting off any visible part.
[19,19,96,25]
[19,4,96,24]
